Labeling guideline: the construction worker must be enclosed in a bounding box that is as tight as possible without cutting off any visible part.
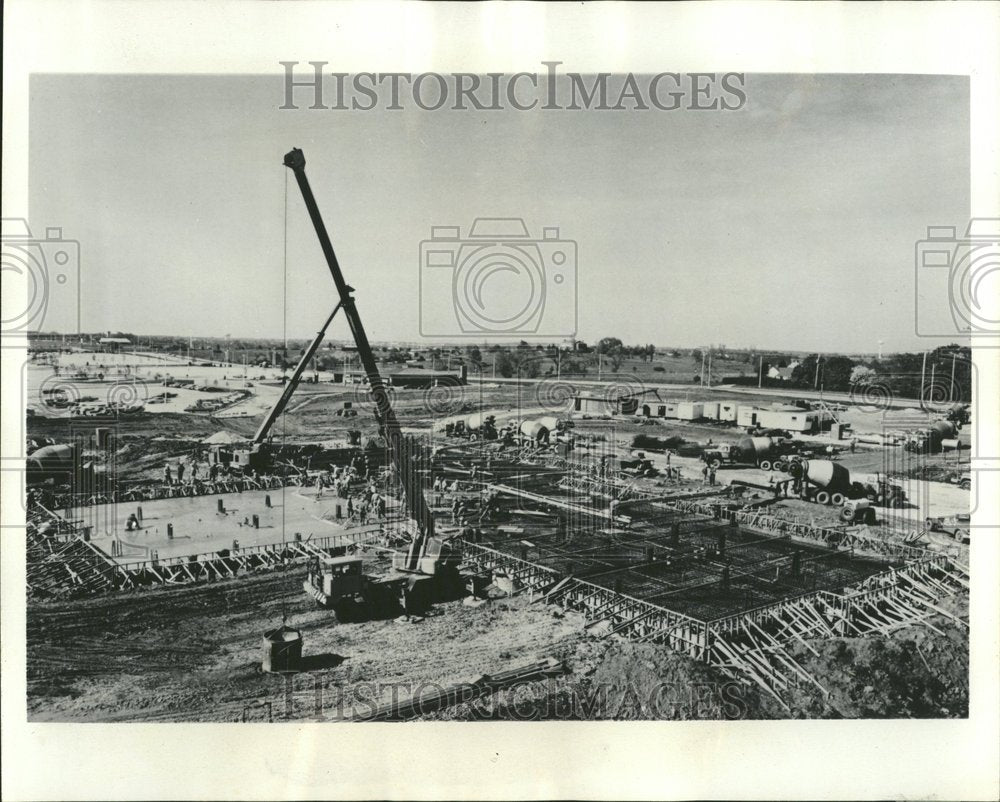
[126,513,140,531]
[176,461,185,484]
[190,462,199,481]
[346,496,354,518]
[701,464,709,483]
[850,438,857,454]
[164,464,173,485]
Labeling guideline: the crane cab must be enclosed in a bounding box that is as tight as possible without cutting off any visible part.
[304,555,367,608]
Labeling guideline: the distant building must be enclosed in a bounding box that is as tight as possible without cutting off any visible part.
[574,391,642,416]
[342,366,467,389]
[389,367,467,389]
[98,337,132,353]
[767,361,800,381]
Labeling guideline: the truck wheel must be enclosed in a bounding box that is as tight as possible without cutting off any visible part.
[815,490,831,505]
[787,461,804,479]
[831,493,846,506]
[959,479,971,490]
[710,458,722,470]
[759,460,772,471]
[777,461,788,472]
[839,506,855,523]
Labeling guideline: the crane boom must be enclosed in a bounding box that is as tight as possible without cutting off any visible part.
[283,148,436,560]
[252,301,341,445]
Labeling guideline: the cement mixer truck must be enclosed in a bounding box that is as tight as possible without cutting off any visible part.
[787,459,906,508]
[446,413,498,440]
[904,420,958,454]
[702,436,798,471]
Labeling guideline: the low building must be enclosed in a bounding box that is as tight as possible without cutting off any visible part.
[98,337,132,353]
[388,366,467,389]
[574,393,640,416]
[718,402,739,422]
[676,402,704,421]
[737,406,759,427]
[754,404,823,433]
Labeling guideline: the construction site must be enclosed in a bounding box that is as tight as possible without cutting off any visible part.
[23,149,972,723]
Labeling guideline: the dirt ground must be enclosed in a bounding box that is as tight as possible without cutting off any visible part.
[26,564,968,722]
[26,565,587,722]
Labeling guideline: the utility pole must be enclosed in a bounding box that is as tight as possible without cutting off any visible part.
[598,352,603,380]
[814,356,821,390]
[700,350,706,386]
[556,347,561,379]
[758,355,764,388]
[492,354,496,379]
[707,347,712,388]
[950,352,957,402]
[921,350,928,402]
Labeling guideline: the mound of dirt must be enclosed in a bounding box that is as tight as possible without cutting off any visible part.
[784,622,969,718]
[431,638,778,721]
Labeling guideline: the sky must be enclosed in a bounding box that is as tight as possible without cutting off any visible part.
[28,72,969,353]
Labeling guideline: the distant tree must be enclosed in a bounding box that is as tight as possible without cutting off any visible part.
[495,350,515,378]
[823,356,856,391]
[596,337,623,355]
[850,365,877,385]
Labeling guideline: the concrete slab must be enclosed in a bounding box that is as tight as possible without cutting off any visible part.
[66,487,358,561]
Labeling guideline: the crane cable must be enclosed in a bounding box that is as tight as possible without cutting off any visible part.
[281,167,288,542]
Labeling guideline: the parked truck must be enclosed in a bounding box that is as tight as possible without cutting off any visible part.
[787,459,907,508]
[702,436,798,471]
[904,420,958,454]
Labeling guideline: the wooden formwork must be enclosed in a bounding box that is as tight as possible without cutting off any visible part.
[27,515,389,598]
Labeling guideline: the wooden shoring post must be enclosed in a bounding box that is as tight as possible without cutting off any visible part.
[608,607,660,637]
[773,610,820,657]
[746,619,829,696]
[713,638,790,710]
